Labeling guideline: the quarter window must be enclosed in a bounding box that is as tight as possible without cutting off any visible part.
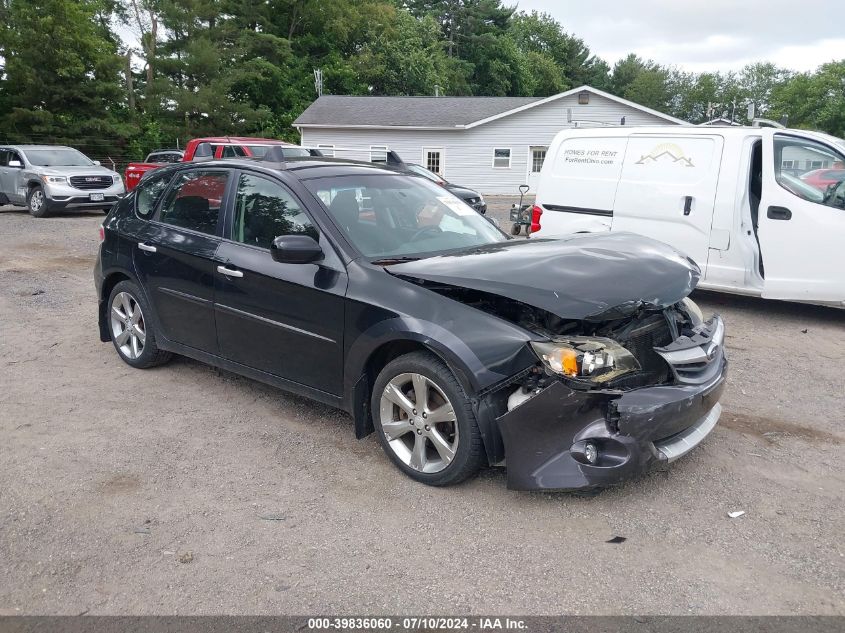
[157,169,229,234]
[493,148,511,169]
[136,173,172,219]
[233,173,318,249]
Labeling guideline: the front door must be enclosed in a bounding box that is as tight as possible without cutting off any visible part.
[758,132,845,303]
[612,134,724,272]
[0,149,25,203]
[214,171,347,395]
[132,167,231,353]
[526,146,547,191]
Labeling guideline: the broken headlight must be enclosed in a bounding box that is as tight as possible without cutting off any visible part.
[530,338,641,384]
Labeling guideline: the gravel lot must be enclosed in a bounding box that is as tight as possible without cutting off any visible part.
[1,205,843,616]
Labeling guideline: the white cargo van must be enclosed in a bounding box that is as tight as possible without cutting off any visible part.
[532,126,845,306]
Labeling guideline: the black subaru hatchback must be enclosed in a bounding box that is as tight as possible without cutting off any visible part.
[94,153,726,490]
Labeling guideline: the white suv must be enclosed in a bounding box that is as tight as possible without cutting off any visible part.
[0,145,125,217]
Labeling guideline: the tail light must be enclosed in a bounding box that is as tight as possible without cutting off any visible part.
[98,225,105,243]
[530,205,543,233]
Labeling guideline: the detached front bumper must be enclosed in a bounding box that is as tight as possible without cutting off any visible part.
[496,316,727,491]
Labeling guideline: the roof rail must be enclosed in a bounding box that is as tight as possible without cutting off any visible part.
[299,146,406,166]
[751,118,786,129]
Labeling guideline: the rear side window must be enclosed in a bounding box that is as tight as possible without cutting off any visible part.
[136,173,172,219]
[233,173,318,248]
[157,169,229,235]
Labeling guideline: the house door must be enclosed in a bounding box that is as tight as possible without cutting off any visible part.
[423,148,444,177]
[526,146,547,192]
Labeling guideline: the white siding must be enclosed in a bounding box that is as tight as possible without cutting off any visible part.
[300,93,680,194]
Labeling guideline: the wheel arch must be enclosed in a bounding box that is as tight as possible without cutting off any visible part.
[97,270,135,342]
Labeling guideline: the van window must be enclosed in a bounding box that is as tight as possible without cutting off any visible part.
[774,135,845,205]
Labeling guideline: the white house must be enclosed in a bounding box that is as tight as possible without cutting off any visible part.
[293,86,687,195]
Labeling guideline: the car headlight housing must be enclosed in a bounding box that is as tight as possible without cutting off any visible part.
[113,174,122,184]
[530,337,641,384]
[681,297,703,325]
[41,175,66,183]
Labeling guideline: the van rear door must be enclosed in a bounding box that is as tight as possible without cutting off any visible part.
[758,131,845,304]
[611,135,724,272]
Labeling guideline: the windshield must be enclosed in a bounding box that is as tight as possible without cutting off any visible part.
[303,174,505,260]
[24,148,93,167]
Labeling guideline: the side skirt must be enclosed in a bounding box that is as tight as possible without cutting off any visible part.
[157,338,347,413]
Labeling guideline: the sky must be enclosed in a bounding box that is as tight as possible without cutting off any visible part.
[514,0,845,73]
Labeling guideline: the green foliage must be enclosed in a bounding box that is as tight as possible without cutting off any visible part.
[0,0,842,169]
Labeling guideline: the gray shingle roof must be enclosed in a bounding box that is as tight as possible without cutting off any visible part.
[293,95,543,128]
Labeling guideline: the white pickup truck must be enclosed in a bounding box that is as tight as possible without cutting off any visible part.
[531,126,845,307]
[0,145,125,217]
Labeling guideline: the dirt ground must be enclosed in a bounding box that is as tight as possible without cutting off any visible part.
[1,205,843,616]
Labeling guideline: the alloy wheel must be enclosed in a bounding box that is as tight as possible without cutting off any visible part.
[110,291,146,360]
[30,190,44,212]
[379,372,459,473]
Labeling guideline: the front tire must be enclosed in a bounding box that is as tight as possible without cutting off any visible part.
[107,280,172,369]
[371,351,484,486]
[27,186,49,217]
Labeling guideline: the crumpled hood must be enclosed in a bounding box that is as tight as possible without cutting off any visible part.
[387,232,700,321]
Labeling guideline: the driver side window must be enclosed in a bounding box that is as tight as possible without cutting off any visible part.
[774,135,845,207]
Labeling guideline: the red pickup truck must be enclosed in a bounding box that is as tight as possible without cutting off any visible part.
[124,137,312,191]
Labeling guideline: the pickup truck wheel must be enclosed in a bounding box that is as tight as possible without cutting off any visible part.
[27,186,49,218]
[372,351,484,486]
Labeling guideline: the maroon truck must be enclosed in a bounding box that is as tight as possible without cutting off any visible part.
[124,137,311,191]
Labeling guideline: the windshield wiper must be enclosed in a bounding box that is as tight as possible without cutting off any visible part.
[371,256,421,265]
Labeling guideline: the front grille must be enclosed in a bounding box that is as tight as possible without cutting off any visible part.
[69,175,113,190]
[618,315,673,385]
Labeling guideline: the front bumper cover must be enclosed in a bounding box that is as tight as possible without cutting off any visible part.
[496,356,726,491]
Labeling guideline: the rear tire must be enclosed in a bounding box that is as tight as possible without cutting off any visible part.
[27,186,49,217]
[371,351,484,486]
[107,280,172,369]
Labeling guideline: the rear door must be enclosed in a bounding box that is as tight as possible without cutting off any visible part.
[132,167,232,354]
[758,132,845,303]
[612,134,723,271]
[214,170,347,395]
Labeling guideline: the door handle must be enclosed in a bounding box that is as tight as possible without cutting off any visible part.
[683,196,693,216]
[767,206,792,221]
[137,242,157,253]
[217,265,243,278]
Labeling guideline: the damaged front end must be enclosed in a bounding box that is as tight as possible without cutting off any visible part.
[494,300,726,490]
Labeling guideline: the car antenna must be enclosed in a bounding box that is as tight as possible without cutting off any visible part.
[262,145,288,167]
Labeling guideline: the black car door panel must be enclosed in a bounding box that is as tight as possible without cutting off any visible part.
[214,171,347,395]
[131,168,231,354]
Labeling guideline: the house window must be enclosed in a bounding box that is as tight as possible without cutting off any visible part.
[807,160,827,170]
[423,148,443,175]
[370,145,388,163]
[492,148,511,169]
[782,160,796,169]
[317,144,335,157]
[531,147,547,173]
[578,91,590,105]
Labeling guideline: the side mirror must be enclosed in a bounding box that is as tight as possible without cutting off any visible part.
[270,234,323,264]
[93,160,101,166]
[8,160,22,168]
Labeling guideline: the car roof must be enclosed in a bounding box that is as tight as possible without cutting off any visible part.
[190,137,298,145]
